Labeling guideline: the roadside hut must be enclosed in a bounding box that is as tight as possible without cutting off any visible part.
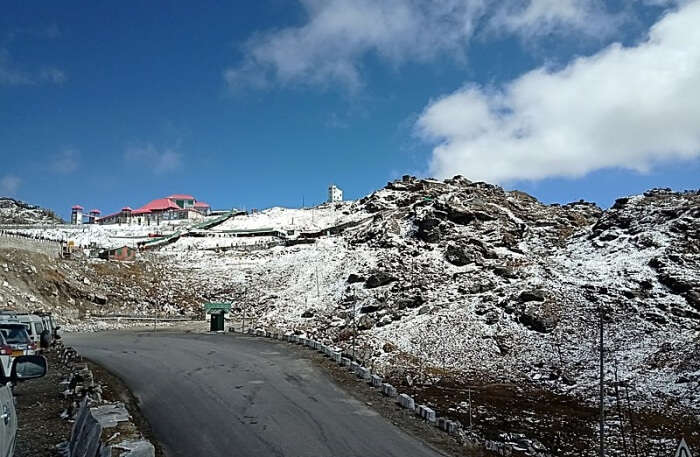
[99,245,137,261]
[204,302,231,332]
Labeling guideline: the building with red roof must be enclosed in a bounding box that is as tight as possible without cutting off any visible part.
[96,194,211,226]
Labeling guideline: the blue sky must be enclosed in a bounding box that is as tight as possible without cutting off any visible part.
[1,1,698,219]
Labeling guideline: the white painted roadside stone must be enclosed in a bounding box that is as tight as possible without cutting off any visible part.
[370,375,383,388]
[398,394,415,410]
[331,352,342,363]
[356,367,371,380]
[416,405,436,423]
[382,383,397,397]
[341,357,351,367]
[438,418,459,435]
[350,361,360,373]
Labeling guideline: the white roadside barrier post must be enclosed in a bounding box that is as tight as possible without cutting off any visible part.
[382,383,397,397]
[398,394,415,410]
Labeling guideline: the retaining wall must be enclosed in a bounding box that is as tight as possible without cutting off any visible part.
[0,233,61,257]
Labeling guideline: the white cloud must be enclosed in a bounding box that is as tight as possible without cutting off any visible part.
[0,49,32,85]
[40,67,66,85]
[0,49,67,86]
[487,0,619,39]
[0,175,21,196]
[225,0,623,91]
[417,1,700,183]
[0,24,66,86]
[125,143,183,174]
[51,148,79,174]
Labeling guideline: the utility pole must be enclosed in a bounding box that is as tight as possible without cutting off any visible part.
[352,299,357,361]
[625,382,640,457]
[599,304,605,457]
[468,387,473,428]
[613,360,629,457]
[242,287,247,333]
[315,265,320,299]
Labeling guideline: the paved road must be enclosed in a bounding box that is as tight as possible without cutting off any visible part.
[66,331,445,457]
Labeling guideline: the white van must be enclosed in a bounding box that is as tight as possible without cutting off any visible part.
[10,315,46,351]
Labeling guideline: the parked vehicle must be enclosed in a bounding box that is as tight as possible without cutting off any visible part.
[6,315,46,351]
[0,324,35,356]
[0,324,35,381]
[0,378,14,457]
[34,313,60,345]
[0,332,15,381]
[0,355,48,457]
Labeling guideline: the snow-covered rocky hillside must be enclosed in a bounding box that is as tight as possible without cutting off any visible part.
[0,197,64,225]
[157,177,699,408]
[2,177,698,454]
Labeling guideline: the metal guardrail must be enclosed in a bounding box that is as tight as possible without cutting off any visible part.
[89,315,195,322]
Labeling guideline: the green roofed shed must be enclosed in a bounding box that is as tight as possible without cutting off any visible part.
[204,302,232,331]
[204,302,232,313]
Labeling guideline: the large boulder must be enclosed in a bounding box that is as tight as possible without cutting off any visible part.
[444,244,477,266]
[415,217,442,243]
[518,306,553,333]
[347,273,365,284]
[357,315,376,330]
[396,295,424,309]
[518,289,546,302]
[365,272,397,289]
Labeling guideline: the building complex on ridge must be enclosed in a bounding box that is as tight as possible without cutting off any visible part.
[71,194,211,226]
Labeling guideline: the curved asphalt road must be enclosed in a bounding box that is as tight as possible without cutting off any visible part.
[66,331,445,457]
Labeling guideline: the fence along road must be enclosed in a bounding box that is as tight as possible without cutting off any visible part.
[66,331,446,457]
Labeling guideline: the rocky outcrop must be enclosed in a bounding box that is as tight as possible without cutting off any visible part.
[0,197,64,225]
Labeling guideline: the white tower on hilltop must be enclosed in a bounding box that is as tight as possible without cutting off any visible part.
[71,205,83,225]
[328,184,343,203]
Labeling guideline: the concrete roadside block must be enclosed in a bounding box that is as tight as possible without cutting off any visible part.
[356,367,371,380]
[416,405,436,423]
[341,357,351,367]
[331,352,342,364]
[350,361,360,373]
[256,329,264,337]
[370,374,383,388]
[438,418,459,435]
[381,383,397,397]
[398,394,415,410]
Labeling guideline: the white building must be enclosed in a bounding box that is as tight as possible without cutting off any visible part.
[328,185,343,203]
[71,205,83,225]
